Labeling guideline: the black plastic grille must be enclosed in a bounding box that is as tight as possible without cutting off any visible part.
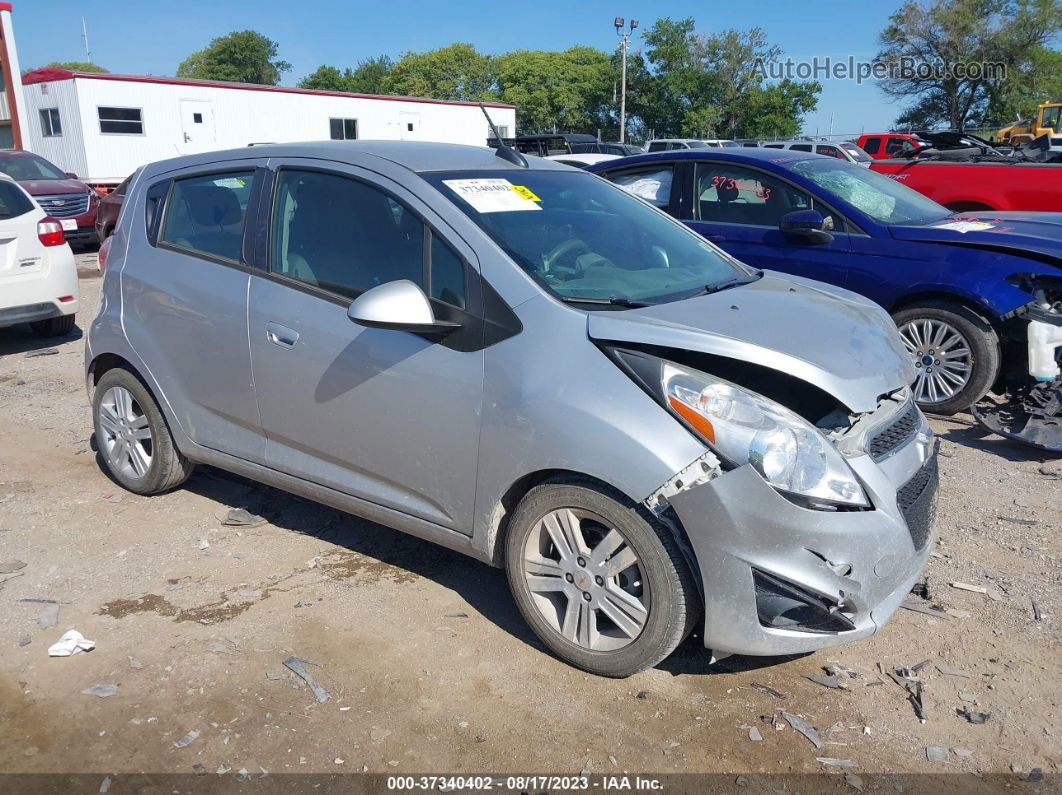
[868,401,921,460]
[897,454,938,550]
[37,193,89,218]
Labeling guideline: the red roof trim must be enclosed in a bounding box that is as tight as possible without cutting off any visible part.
[0,3,12,12]
[20,68,515,110]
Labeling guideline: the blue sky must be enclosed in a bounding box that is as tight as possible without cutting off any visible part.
[10,0,905,137]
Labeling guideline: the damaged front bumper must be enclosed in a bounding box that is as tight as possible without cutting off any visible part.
[663,415,937,657]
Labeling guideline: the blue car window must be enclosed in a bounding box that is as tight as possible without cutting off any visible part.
[694,164,817,228]
[790,158,951,225]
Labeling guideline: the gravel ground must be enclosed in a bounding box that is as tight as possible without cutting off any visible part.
[0,261,1059,789]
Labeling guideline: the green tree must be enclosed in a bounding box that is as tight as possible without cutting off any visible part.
[631,18,819,140]
[495,47,613,133]
[985,44,1062,124]
[36,61,108,73]
[177,30,291,85]
[877,0,1062,130]
[298,56,393,94]
[383,43,494,101]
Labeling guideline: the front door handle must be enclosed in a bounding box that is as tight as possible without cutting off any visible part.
[266,322,299,349]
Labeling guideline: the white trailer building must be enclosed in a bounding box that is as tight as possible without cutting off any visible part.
[20,68,516,188]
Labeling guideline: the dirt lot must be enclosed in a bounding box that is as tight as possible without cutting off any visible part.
[1,262,1060,790]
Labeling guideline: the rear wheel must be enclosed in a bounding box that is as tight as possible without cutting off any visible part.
[30,314,75,338]
[92,368,193,495]
[893,301,999,414]
[504,480,698,678]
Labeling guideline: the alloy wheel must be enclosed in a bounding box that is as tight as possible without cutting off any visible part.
[97,385,154,479]
[521,508,650,652]
[898,318,973,405]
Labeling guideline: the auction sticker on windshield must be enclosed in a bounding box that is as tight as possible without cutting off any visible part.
[932,220,995,233]
[443,178,542,213]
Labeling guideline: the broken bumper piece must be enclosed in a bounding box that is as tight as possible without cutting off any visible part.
[666,433,937,657]
[973,378,1062,452]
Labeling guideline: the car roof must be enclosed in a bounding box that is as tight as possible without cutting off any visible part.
[591,148,823,169]
[141,140,572,178]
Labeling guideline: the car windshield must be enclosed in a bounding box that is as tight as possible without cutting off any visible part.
[426,169,750,304]
[840,143,872,162]
[789,158,951,225]
[0,153,67,181]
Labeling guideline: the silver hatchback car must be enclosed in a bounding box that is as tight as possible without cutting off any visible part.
[86,141,937,677]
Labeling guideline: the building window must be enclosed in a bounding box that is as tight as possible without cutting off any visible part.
[40,108,62,137]
[329,118,358,140]
[98,107,144,135]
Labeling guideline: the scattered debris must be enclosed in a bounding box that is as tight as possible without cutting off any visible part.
[234,769,249,783]
[957,707,990,724]
[953,748,973,759]
[198,538,210,550]
[635,690,650,699]
[173,729,200,748]
[959,691,978,703]
[899,601,950,619]
[192,764,207,776]
[370,727,392,743]
[207,639,239,655]
[1031,600,1042,622]
[81,684,118,698]
[907,680,927,722]
[926,746,950,763]
[817,758,857,767]
[283,656,329,703]
[48,630,95,657]
[844,772,864,791]
[936,664,971,678]
[24,348,59,358]
[741,724,762,742]
[750,683,786,700]
[217,764,231,775]
[997,515,1038,526]
[910,580,931,600]
[37,603,59,629]
[17,634,31,647]
[781,712,822,749]
[950,582,988,594]
[986,589,1003,602]
[807,674,843,690]
[0,560,26,573]
[221,508,267,528]
[1024,768,1044,783]
[99,775,112,793]
[945,608,972,619]
[128,658,143,670]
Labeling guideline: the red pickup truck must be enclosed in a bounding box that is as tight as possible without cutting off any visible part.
[856,133,927,158]
[869,158,1062,212]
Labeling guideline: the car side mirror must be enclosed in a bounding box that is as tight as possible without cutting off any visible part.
[65,172,79,180]
[346,280,459,335]
[779,210,833,244]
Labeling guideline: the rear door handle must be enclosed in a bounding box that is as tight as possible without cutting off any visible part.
[266,322,299,349]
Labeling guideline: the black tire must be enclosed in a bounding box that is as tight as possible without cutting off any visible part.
[92,367,194,495]
[893,301,999,415]
[30,314,76,338]
[504,478,699,678]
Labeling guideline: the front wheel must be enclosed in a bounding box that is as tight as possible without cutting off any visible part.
[893,301,999,415]
[504,480,698,678]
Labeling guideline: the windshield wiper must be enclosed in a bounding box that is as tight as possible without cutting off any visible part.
[559,295,653,308]
[696,271,762,297]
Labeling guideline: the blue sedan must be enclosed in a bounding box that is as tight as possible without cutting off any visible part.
[588,149,1062,432]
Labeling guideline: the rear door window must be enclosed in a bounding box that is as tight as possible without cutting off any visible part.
[160,171,255,262]
[694,163,844,230]
[606,164,674,209]
[884,138,907,156]
[0,181,35,220]
[862,137,882,155]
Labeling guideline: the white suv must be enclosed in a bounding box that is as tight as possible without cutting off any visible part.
[646,138,739,151]
[760,140,872,167]
[0,174,79,336]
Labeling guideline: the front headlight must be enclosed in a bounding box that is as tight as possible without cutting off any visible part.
[661,362,868,507]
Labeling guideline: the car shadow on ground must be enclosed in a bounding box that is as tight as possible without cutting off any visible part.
[0,324,83,358]
[164,464,771,678]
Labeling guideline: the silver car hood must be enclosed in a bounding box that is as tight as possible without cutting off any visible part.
[587,272,914,413]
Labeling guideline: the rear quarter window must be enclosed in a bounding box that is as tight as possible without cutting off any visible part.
[159,171,255,262]
[0,181,35,220]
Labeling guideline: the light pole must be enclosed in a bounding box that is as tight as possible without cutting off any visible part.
[614,17,637,143]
